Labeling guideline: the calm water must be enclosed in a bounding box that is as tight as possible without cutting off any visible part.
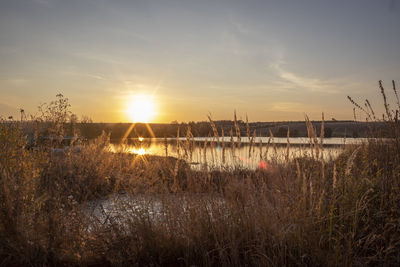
[109,137,366,170]
[89,137,363,224]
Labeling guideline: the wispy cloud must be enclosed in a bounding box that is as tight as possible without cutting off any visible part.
[270,57,342,94]
[269,101,304,112]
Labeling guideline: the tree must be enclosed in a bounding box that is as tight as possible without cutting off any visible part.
[37,94,73,139]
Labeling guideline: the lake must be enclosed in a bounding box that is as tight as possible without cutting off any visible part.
[109,137,366,170]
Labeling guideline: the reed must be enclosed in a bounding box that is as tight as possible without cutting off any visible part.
[0,81,399,266]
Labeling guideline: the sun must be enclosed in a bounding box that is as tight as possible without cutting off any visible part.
[126,94,156,123]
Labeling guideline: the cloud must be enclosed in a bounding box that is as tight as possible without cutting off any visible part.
[269,102,304,112]
[270,57,342,94]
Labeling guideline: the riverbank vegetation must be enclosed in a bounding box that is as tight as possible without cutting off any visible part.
[0,81,399,266]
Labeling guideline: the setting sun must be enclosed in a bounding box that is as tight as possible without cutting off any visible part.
[126,94,156,123]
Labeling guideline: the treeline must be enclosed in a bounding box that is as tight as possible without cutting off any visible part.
[76,120,383,139]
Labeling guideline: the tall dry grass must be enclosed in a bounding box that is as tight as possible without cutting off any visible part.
[0,81,399,266]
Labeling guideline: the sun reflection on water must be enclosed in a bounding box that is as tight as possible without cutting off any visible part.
[131,147,146,155]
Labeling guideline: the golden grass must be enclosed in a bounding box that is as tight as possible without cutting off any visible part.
[0,81,399,266]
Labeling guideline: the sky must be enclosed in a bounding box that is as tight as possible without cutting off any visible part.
[1,0,399,123]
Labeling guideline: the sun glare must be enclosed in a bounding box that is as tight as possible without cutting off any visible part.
[127,94,156,123]
[135,148,146,155]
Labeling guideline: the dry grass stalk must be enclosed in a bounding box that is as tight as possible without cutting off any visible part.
[393,80,400,110]
[203,136,208,169]
[252,129,256,155]
[332,163,337,190]
[295,159,301,185]
[221,128,225,164]
[176,126,181,158]
[210,134,215,166]
[345,146,361,176]
[207,114,220,145]
[234,110,241,149]
[246,114,250,141]
[230,128,235,161]
[317,189,325,217]
[185,126,194,162]
[164,136,168,157]
[380,80,392,120]
[305,115,319,159]
[285,127,290,163]
[353,107,357,121]
[264,132,272,160]
[320,112,325,161]
[249,129,255,158]
[309,179,313,214]
[365,99,376,121]
[269,130,277,159]
[302,172,307,207]
[348,95,371,121]
[305,114,313,158]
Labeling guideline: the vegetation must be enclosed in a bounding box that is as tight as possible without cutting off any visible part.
[0,81,399,266]
[69,119,376,139]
